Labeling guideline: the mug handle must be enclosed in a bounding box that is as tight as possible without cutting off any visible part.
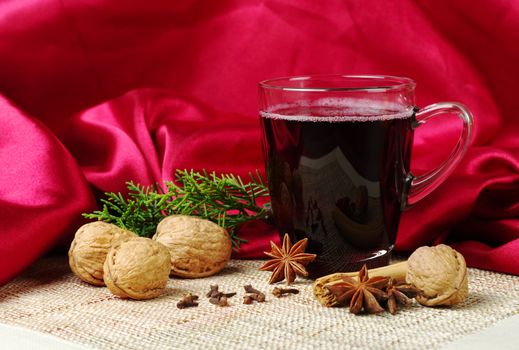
[402,102,473,209]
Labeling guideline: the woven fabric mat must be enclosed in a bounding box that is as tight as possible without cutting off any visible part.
[1,257,518,350]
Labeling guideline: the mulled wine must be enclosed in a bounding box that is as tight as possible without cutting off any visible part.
[260,102,414,277]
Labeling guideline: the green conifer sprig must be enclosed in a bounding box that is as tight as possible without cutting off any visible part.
[83,169,270,250]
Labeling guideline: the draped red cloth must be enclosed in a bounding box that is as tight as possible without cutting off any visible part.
[1,0,518,285]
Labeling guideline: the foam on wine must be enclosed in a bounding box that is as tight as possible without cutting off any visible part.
[260,97,415,122]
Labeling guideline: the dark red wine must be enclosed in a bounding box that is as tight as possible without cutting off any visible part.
[260,103,414,277]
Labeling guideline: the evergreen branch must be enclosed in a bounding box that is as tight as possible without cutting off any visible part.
[83,169,270,250]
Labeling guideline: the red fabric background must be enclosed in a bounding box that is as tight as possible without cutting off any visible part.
[1,0,518,284]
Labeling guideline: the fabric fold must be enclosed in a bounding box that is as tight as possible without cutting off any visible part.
[0,97,96,285]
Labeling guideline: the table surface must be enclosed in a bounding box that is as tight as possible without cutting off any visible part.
[0,257,518,350]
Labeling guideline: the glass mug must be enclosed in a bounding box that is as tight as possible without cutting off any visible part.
[258,75,472,278]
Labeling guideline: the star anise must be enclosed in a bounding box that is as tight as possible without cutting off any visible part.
[385,278,419,315]
[259,233,317,285]
[325,264,389,314]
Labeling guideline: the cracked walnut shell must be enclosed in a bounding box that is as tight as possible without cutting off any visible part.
[104,237,171,300]
[406,244,468,306]
[152,215,231,278]
[69,222,135,286]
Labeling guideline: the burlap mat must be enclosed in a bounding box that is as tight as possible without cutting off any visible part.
[1,256,518,350]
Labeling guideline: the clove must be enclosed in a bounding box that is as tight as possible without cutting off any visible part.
[176,293,199,309]
[243,284,266,303]
[206,285,236,307]
[272,287,299,298]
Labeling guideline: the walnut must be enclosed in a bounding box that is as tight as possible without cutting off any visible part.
[103,237,171,300]
[68,222,135,286]
[152,215,231,278]
[406,244,468,306]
